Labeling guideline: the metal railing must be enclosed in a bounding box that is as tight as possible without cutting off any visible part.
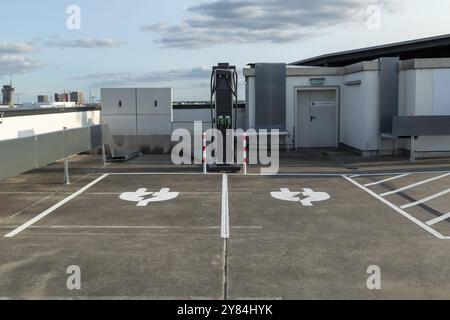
[0,124,115,182]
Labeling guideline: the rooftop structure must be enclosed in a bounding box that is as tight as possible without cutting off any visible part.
[291,34,450,67]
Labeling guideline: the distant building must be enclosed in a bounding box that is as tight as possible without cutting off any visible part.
[2,85,14,106]
[70,91,84,105]
[54,92,69,102]
[37,95,49,103]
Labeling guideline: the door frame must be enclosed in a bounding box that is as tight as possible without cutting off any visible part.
[294,86,340,149]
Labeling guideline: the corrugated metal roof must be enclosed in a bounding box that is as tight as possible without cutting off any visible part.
[291,34,450,67]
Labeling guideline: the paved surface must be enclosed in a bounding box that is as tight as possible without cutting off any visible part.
[1,152,450,299]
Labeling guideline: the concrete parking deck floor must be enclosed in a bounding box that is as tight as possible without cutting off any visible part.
[1,151,450,299]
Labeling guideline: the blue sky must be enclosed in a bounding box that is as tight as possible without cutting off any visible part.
[1,0,450,102]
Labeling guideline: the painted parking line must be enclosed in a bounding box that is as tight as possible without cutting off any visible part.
[106,172,206,175]
[400,189,450,209]
[99,171,450,178]
[3,174,109,238]
[0,225,263,230]
[427,213,450,226]
[221,174,230,239]
[343,175,450,240]
[380,173,450,197]
[363,173,411,187]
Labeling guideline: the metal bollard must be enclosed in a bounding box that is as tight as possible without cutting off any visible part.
[243,132,248,175]
[64,157,70,185]
[63,127,70,185]
[203,132,207,174]
[101,144,107,166]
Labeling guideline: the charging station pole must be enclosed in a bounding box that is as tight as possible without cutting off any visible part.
[209,63,241,173]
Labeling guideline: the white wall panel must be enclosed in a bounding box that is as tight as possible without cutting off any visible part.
[433,69,450,115]
[137,88,172,117]
[137,115,173,135]
[0,110,101,141]
[415,70,433,115]
[101,88,137,115]
[101,115,137,136]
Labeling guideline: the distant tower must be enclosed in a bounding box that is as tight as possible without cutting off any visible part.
[70,91,84,105]
[38,95,49,103]
[54,92,69,102]
[2,75,14,106]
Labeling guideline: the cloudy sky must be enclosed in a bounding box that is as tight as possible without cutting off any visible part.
[1,0,449,102]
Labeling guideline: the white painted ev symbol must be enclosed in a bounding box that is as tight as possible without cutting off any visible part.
[120,188,179,207]
[271,188,330,207]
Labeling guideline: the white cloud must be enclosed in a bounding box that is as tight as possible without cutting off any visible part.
[72,66,212,88]
[0,42,35,54]
[141,0,399,48]
[0,55,40,75]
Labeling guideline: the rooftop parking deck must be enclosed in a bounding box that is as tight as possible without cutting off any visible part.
[1,150,450,299]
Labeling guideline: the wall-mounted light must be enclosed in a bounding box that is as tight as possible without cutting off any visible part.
[310,78,326,86]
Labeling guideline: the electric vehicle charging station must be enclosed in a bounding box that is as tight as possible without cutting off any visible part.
[209,63,241,173]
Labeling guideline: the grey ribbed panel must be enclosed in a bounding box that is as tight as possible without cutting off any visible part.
[393,116,450,136]
[255,63,286,130]
[379,57,399,133]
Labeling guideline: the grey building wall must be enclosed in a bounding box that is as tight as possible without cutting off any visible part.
[379,57,400,133]
[254,63,287,130]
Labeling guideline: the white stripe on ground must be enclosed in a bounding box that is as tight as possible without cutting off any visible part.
[364,174,411,187]
[343,175,447,240]
[427,213,450,226]
[355,171,450,176]
[251,173,345,177]
[247,171,450,177]
[400,189,450,209]
[221,174,230,239]
[3,174,109,238]
[17,232,237,237]
[95,171,450,178]
[0,225,263,230]
[380,173,450,197]
[106,172,205,175]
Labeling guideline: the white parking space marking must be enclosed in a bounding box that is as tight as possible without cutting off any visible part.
[0,225,263,230]
[253,173,346,177]
[3,174,109,238]
[364,174,411,187]
[106,172,208,176]
[343,175,450,240]
[427,213,450,226]
[221,174,230,239]
[400,189,450,209]
[244,170,450,180]
[380,173,450,197]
